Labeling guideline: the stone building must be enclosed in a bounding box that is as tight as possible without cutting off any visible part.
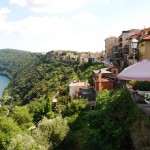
[138,36,150,60]
[105,36,117,61]
[69,81,89,100]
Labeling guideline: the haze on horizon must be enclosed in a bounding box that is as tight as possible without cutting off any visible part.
[0,0,150,52]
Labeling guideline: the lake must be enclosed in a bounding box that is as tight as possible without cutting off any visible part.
[0,75,10,98]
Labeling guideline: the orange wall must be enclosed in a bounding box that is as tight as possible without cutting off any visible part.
[110,67,119,74]
[94,80,114,91]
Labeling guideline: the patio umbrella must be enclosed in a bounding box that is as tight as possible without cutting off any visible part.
[117,59,150,80]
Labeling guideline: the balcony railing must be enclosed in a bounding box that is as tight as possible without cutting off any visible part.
[114,52,121,59]
[128,49,139,58]
[122,48,129,54]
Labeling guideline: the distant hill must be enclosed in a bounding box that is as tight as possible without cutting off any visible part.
[0,49,41,79]
[10,50,80,104]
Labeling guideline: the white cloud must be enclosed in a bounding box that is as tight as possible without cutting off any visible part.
[0,9,104,51]
[9,0,86,13]
[2,0,150,52]
[3,16,72,36]
[0,7,11,14]
[71,12,98,25]
[101,14,150,40]
[29,0,86,13]
[93,0,112,5]
[2,11,100,35]
[0,7,11,32]
[10,0,27,7]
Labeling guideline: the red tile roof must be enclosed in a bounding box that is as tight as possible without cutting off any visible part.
[143,35,150,40]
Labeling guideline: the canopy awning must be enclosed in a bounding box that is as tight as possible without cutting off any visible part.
[117,59,150,81]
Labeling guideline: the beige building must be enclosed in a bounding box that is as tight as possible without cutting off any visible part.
[105,36,117,59]
[123,29,140,48]
[79,52,101,64]
[127,28,150,64]
[69,81,89,100]
[117,29,141,53]
[138,36,150,60]
[79,53,89,64]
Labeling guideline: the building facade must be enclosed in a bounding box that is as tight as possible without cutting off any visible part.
[138,36,150,60]
[69,81,89,100]
[105,36,117,60]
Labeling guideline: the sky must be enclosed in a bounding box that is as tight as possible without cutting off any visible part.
[0,0,150,52]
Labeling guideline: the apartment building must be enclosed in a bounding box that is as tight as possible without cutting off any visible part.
[105,36,117,60]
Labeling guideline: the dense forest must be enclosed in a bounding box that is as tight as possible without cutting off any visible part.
[0,49,147,150]
[0,49,40,79]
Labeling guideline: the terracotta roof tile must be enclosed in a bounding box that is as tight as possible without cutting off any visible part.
[143,35,150,40]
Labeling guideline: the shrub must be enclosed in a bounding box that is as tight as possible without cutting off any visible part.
[62,99,87,117]
[46,111,55,119]
[8,134,45,150]
[136,81,150,91]
[0,117,21,149]
[129,80,137,90]
[85,88,138,150]
[10,106,33,130]
[32,116,69,149]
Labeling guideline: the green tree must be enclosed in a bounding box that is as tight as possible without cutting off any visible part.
[28,99,46,122]
[11,106,33,130]
[62,99,87,117]
[33,116,69,149]
[0,105,8,117]
[44,98,54,119]
[8,134,45,150]
[85,88,137,150]
[0,117,21,150]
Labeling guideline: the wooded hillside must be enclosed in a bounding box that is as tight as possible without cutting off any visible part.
[0,49,142,150]
[0,49,40,79]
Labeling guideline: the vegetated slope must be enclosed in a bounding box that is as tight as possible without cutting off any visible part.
[56,88,145,150]
[0,49,40,79]
[0,49,143,150]
[7,50,103,105]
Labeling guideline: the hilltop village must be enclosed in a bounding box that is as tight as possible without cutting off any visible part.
[50,27,150,108]
[105,27,150,68]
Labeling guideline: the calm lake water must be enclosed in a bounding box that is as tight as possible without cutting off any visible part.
[0,75,10,98]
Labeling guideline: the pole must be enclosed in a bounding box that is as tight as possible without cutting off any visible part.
[133,48,135,64]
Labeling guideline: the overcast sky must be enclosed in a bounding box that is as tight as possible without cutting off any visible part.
[0,0,150,52]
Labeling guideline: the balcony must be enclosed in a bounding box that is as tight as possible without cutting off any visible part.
[119,43,122,47]
[113,52,121,59]
[122,45,129,54]
[118,36,122,42]
[118,43,122,51]
[123,48,129,54]
[128,49,139,59]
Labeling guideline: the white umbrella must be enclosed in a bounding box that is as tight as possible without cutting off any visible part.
[117,59,150,81]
